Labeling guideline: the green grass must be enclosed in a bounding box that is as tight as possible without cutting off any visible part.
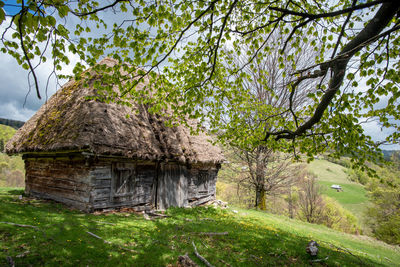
[308,159,371,230]
[318,181,368,205]
[308,159,351,184]
[1,188,399,266]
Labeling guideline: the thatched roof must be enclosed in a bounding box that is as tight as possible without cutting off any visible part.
[6,58,224,164]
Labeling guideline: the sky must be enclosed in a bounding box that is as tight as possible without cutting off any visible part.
[0,1,399,150]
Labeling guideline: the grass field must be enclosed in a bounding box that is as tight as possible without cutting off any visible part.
[1,187,399,266]
[308,159,351,184]
[307,159,371,229]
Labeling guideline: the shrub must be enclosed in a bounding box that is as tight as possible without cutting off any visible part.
[346,168,369,185]
[318,196,361,234]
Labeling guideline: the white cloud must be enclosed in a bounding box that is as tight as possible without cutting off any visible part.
[0,17,82,121]
[362,120,400,150]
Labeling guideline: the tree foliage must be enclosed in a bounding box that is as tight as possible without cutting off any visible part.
[363,162,400,244]
[1,0,400,164]
[222,32,313,209]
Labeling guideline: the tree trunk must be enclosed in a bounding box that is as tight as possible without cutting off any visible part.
[254,152,266,210]
[288,186,294,219]
[259,188,266,210]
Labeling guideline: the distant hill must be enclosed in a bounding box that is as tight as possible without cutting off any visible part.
[0,124,17,152]
[382,149,400,161]
[0,118,25,129]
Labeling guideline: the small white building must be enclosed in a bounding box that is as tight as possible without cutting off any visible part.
[330,184,342,190]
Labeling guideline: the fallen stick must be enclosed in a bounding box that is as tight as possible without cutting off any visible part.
[324,241,365,266]
[310,256,329,263]
[16,251,30,258]
[94,221,116,225]
[0,222,54,241]
[192,241,214,267]
[198,232,228,236]
[86,231,111,244]
[0,222,38,229]
[146,211,169,218]
[86,231,135,252]
[219,259,232,267]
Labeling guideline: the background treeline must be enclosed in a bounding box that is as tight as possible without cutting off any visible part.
[0,117,25,130]
[0,125,24,187]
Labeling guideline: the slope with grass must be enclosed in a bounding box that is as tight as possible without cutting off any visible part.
[0,124,16,150]
[0,187,399,266]
[308,159,370,228]
[0,125,25,187]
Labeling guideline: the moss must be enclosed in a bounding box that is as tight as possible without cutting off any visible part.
[21,80,85,148]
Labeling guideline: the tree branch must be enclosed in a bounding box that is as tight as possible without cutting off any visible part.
[266,1,400,141]
[71,0,130,17]
[270,0,389,19]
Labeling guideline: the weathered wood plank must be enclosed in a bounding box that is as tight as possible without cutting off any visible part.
[23,154,220,212]
[92,188,111,200]
[95,179,111,188]
[90,168,112,180]
[189,195,215,206]
[28,184,90,203]
[29,191,91,212]
[93,200,152,211]
[157,164,188,209]
[26,175,91,192]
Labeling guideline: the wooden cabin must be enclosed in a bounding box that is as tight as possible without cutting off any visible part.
[5,58,224,212]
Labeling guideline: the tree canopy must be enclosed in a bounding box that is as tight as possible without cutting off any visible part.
[1,0,400,167]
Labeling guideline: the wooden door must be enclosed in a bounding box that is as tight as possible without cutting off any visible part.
[157,164,188,210]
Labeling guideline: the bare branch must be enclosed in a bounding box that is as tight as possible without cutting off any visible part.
[270,0,388,20]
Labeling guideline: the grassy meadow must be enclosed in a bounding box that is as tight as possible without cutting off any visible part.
[308,159,370,229]
[1,187,399,266]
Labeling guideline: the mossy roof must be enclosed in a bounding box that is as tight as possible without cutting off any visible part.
[5,58,224,164]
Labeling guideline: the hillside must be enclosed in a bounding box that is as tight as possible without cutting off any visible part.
[0,125,24,187]
[0,124,16,152]
[0,187,399,266]
[307,159,370,230]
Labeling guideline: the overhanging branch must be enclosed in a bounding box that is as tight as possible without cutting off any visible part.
[265,1,400,141]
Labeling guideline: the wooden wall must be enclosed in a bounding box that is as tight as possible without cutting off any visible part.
[24,154,220,212]
[24,157,93,211]
[157,163,188,210]
[187,164,219,206]
[91,162,155,211]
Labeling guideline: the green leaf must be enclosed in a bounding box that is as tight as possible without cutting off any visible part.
[0,8,6,24]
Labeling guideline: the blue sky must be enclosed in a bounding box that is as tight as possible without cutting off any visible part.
[3,0,24,15]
